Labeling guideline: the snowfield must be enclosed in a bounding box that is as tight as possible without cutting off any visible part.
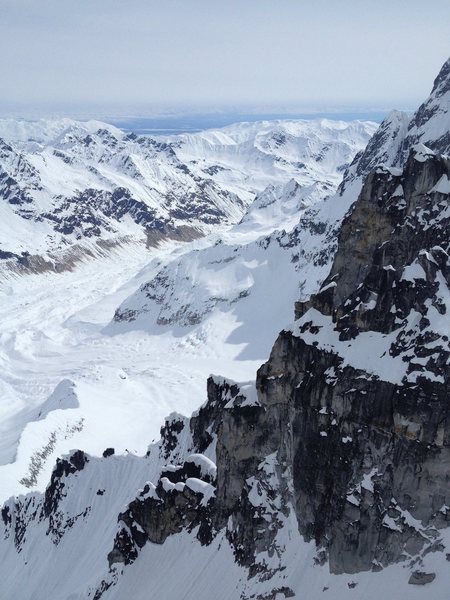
[0,117,377,503]
[0,238,261,503]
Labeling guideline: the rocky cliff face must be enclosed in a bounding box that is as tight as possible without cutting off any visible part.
[263,143,450,574]
[104,59,450,587]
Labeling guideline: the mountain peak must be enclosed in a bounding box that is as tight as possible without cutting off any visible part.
[431,56,450,97]
[405,56,450,156]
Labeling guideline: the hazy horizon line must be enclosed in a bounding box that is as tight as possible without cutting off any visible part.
[0,101,419,122]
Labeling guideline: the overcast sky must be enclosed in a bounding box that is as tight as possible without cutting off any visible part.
[0,0,449,117]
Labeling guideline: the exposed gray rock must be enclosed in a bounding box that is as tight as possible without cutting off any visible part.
[408,570,436,585]
[103,60,450,587]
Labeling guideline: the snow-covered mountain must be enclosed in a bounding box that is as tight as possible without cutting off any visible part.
[109,109,411,336]
[0,117,376,273]
[0,57,449,600]
[111,58,450,338]
[0,117,376,505]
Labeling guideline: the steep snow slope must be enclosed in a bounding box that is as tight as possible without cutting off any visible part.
[342,56,450,187]
[0,118,376,269]
[115,65,450,338]
[111,110,405,336]
[404,57,450,155]
[173,118,376,195]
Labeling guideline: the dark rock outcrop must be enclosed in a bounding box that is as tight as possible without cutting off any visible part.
[258,143,450,573]
[105,89,450,585]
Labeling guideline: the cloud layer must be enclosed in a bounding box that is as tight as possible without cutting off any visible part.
[0,0,448,115]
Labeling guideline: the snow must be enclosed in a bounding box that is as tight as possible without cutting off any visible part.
[319,281,337,292]
[382,514,402,532]
[361,469,377,493]
[0,116,377,260]
[0,113,377,505]
[223,381,260,409]
[139,481,158,500]
[347,493,360,506]
[324,366,337,384]
[0,452,164,600]
[0,118,124,147]
[2,473,448,600]
[0,240,262,503]
[238,178,330,236]
[36,379,79,418]
[105,531,246,600]
[173,118,378,197]
[185,454,217,479]
[431,175,450,194]
[375,165,403,176]
[185,477,215,504]
[360,291,378,311]
[291,308,409,385]
[391,184,404,197]
[406,59,450,156]
[412,143,436,162]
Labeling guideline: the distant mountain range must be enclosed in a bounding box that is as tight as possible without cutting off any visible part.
[0,118,375,273]
[106,111,391,135]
